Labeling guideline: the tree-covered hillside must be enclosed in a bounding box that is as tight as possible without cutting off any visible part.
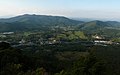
[0,14,83,32]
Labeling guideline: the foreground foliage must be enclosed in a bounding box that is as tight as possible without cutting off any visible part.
[0,42,120,75]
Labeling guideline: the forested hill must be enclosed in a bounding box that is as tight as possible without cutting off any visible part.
[0,14,120,33]
[79,20,120,36]
[0,14,83,32]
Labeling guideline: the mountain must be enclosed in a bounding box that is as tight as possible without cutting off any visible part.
[79,20,110,32]
[71,18,96,22]
[0,14,120,36]
[106,21,120,27]
[0,14,84,32]
[78,20,120,37]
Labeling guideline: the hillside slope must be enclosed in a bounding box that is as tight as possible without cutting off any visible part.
[0,14,83,32]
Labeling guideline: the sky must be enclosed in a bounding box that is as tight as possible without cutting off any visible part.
[0,0,120,20]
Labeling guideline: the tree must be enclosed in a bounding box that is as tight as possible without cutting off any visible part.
[54,70,67,75]
[70,51,106,75]
[0,63,22,75]
[74,31,87,39]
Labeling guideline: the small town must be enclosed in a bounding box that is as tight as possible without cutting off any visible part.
[0,31,119,48]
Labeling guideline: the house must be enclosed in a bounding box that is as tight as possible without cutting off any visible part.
[94,39,113,45]
[19,39,26,44]
[92,35,104,39]
[3,32,14,35]
[0,35,6,38]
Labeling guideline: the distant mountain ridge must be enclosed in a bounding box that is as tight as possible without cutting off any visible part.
[80,20,111,29]
[0,14,84,32]
[79,20,120,36]
[0,14,120,32]
[106,21,120,27]
[0,14,82,23]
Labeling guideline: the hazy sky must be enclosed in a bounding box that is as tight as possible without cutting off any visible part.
[0,0,120,20]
